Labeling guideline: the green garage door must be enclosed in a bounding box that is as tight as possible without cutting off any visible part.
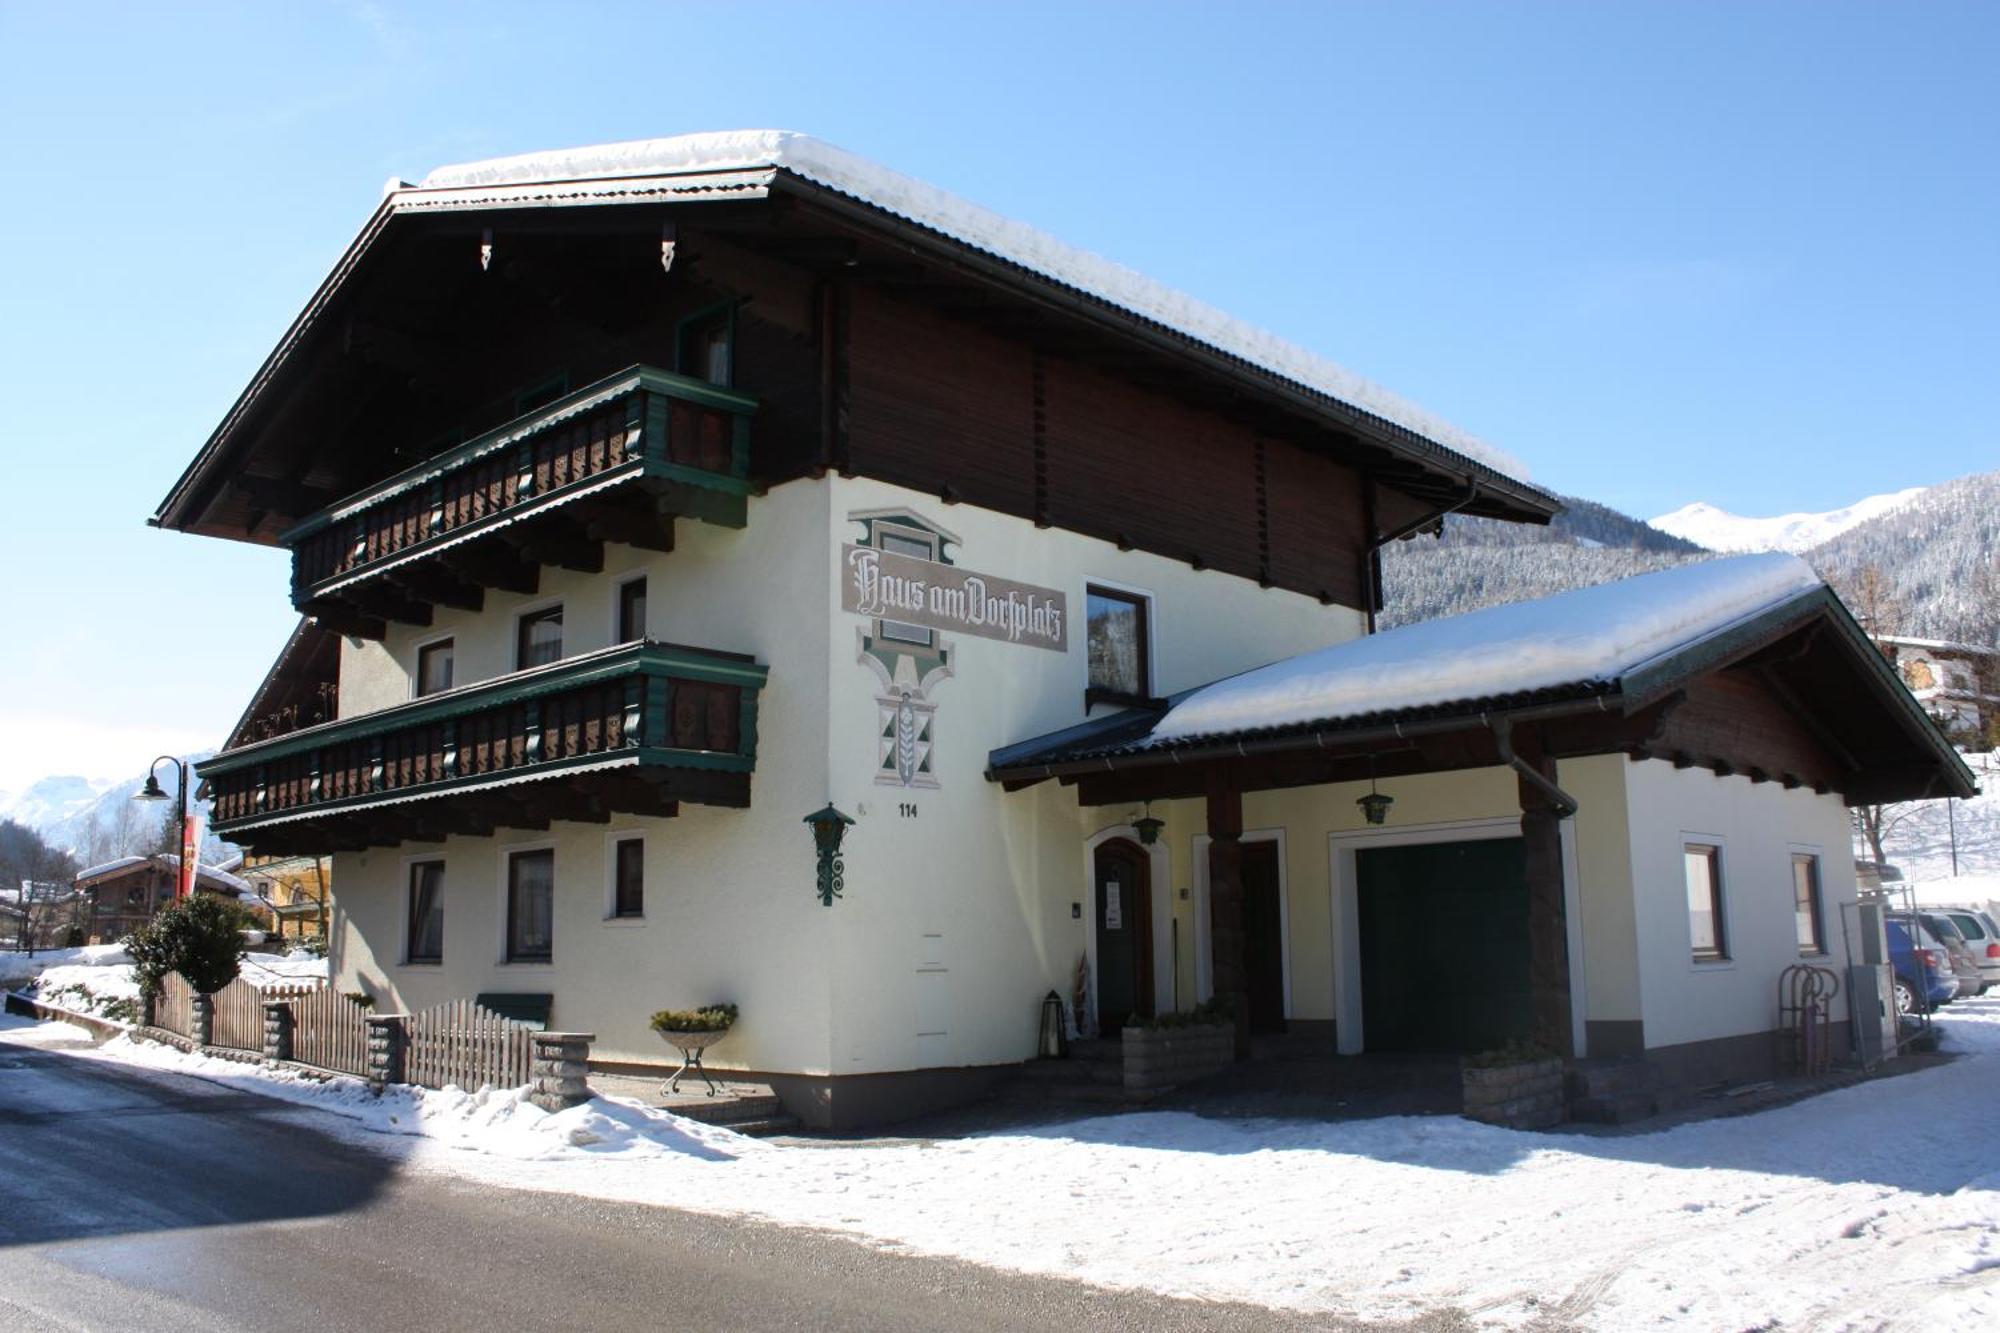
[1356,837,1532,1053]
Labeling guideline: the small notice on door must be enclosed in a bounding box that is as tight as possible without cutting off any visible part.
[1103,882,1123,930]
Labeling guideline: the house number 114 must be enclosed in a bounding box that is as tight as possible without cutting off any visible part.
[898,802,919,818]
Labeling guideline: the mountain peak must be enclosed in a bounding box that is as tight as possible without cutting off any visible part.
[1649,487,1929,554]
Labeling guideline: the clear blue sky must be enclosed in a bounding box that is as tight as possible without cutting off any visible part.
[0,1,1993,792]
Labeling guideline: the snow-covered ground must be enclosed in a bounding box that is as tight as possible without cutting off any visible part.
[6,1001,1998,1328]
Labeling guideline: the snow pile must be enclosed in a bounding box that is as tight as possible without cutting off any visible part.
[414,130,1527,486]
[238,950,329,987]
[1155,552,1823,741]
[1651,486,1929,553]
[1,946,324,1024]
[27,1029,756,1166]
[0,942,131,993]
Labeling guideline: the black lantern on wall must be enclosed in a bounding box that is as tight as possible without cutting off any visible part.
[1132,801,1165,846]
[804,804,855,906]
[1357,759,1395,826]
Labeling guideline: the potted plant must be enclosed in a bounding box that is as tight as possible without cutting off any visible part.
[650,1003,738,1097]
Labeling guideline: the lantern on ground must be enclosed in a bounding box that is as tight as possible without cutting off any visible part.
[804,804,855,906]
[1038,990,1068,1059]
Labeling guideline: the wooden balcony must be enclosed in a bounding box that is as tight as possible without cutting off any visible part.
[284,366,756,638]
[200,641,768,855]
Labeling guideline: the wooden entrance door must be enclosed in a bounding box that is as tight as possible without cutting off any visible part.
[1094,838,1153,1033]
[1241,840,1287,1034]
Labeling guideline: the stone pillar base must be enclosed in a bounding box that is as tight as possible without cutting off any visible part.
[529,1032,596,1112]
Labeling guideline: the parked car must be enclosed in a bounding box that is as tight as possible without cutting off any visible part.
[1913,912,1988,999]
[1885,917,1958,1015]
[1935,907,2000,995]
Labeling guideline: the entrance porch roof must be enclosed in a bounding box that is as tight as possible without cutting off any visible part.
[989,555,1976,807]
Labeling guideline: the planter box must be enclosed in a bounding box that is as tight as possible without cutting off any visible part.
[1462,1056,1566,1129]
[1122,1022,1234,1095]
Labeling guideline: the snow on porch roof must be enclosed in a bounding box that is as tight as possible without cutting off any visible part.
[416,130,1530,487]
[1151,554,1824,743]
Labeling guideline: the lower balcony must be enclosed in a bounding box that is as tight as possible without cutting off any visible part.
[200,641,768,855]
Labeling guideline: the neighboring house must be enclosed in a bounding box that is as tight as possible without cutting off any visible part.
[238,853,332,943]
[1874,635,1999,746]
[72,855,259,945]
[152,132,1974,1128]
[2,882,87,951]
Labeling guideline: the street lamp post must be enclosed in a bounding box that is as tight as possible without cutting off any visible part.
[134,755,190,898]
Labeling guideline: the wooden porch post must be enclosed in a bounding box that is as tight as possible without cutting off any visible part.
[1516,736,1574,1059]
[1205,776,1251,1060]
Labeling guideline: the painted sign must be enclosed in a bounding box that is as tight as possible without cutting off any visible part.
[842,544,1068,652]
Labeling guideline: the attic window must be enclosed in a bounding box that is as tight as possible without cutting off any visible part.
[677,304,734,387]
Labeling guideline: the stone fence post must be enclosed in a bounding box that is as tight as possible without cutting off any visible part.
[366,1014,409,1094]
[263,1000,295,1064]
[529,1032,595,1112]
[189,993,215,1048]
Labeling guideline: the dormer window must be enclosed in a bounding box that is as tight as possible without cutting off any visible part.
[1086,585,1151,706]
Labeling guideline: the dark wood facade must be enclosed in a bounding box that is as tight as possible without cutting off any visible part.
[155,182,1557,616]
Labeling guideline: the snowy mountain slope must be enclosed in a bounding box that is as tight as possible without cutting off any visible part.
[1379,494,1709,628]
[0,775,116,832]
[1650,487,1928,554]
[1879,751,1998,880]
[2,756,231,863]
[1806,469,2000,645]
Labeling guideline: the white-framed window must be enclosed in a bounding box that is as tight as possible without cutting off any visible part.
[515,602,564,670]
[1792,851,1826,956]
[615,575,648,645]
[405,859,445,964]
[607,833,645,920]
[1684,841,1728,963]
[504,846,555,963]
[413,635,455,698]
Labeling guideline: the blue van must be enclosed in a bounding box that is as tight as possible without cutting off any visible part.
[1886,917,1959,1014]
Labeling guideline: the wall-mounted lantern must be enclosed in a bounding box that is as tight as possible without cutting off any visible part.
[804,804,856,906]
[1132,801,1165,846]
[1357,761,1395,826]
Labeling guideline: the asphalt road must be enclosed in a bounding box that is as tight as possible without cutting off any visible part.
[0,1031,1474,1333]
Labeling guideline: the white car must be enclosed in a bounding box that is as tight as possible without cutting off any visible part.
[1935,907,2000,994]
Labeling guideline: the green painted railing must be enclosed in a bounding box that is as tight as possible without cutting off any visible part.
[201,640,767,834]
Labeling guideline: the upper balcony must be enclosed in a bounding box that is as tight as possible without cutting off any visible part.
[284,366,756,638]
[200,640,768,855]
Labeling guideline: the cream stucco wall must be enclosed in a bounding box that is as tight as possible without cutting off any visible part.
[818,475,1363,1073]
[1621,759,1859,1051]
[328,472,1365,1077]
[329,479,840,1074]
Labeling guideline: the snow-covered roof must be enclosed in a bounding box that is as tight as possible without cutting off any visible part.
[415,130,1528,486]
[1877,635,1997,656]
[1151,554,1821,742]
[74,854,254,896]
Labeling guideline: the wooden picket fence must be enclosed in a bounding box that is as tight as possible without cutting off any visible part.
[154,972,195,1038]
[405,997,536,1091]
[286,986,373,1077]
[210,976,322,1053]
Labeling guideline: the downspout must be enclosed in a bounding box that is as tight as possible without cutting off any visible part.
[1491,716,1579,819]
[1365,477,1482,633]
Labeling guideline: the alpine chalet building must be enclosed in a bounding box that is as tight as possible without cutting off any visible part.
[157,132,1973,1126]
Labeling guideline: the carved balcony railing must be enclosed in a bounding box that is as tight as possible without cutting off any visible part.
[282,366,756,637]
[199,641,767,854]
